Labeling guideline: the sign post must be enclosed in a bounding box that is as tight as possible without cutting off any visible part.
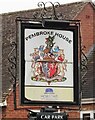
[7,1,88,118]
[17,1,80,119]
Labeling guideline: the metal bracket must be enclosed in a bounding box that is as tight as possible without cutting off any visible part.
[8,41,17,109]
[32,1,63,20]
[81,45,88,85]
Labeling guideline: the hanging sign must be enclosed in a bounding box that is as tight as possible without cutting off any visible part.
[19,21,79,105]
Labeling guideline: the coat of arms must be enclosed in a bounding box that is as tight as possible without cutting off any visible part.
[30,35,67,85]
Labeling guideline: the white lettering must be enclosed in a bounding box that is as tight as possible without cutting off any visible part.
[52,115,63,119]
[40,114,64,120]
[40,115,50,119]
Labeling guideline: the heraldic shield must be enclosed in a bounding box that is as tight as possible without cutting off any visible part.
[30,35,67,85]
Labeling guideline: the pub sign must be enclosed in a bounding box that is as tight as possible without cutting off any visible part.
[19,20,79,105]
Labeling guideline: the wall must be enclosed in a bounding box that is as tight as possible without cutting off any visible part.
[75,3,95,54]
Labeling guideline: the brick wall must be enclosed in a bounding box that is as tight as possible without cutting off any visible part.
[75,3,95,54]
[2,85,35,119]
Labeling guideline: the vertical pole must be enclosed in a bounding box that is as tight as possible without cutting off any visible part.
[13,18,18,110]
[79,21,82,111]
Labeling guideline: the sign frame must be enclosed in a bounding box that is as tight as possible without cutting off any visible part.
[19,21,79,106]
